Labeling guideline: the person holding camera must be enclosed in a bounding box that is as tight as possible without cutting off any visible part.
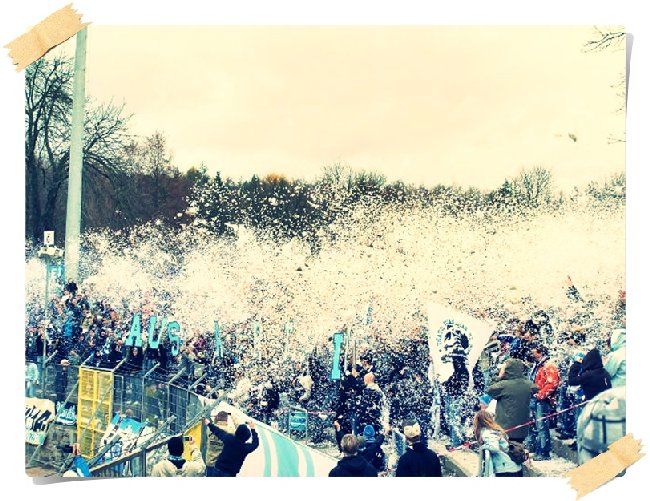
[150,435,206,477]
[203,417,259,477]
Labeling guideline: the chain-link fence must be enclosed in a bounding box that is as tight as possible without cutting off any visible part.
[26,358,337,476]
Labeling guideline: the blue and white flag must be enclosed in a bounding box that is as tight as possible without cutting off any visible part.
[427,303,495,384]
[200,399,337,477]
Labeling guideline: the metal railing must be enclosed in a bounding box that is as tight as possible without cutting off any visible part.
[26,357,338,475]
[25,357,222,475]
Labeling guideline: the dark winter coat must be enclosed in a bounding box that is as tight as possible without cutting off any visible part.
[54,367,68,396]
[328,455,378,477]
[395,442,442,477]
[568,348,612,401]
[487,358,538,440]
[337,374,363,419]
[208,423,259,475]
[108,347,124,367]
[357,384,385,431]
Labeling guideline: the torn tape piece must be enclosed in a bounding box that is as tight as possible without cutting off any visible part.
[565,434,644,500]
[4,3,89,72]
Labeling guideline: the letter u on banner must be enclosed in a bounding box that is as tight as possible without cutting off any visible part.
[147,316,167,350]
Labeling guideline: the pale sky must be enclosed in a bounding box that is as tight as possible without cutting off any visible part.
[51,25,626,191]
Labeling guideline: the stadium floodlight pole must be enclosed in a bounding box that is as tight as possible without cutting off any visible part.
[64,27,88,284]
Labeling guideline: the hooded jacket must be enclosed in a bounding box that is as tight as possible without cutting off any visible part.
[486,359,538,440]
[208,423,259,475]
[395,441,442,477]
[328,455,378,477]
[150,444,206,477]
[568,348,612,400]
[604,329,626,388]
[205,420,236,467]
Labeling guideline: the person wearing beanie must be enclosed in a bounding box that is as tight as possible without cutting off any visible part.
[395,421,442,477]
[486,358,538,443]
[205,410,235,477]
[203,417,259,477]
[359,424,386,472]
[150,435,205,477]
[329,434,378,477]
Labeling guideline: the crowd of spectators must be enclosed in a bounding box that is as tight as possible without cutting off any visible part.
[25,275,626,475]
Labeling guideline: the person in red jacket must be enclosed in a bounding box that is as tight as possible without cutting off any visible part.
[528,344,559,460]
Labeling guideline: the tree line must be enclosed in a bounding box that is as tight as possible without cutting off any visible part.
[25,56,625,253]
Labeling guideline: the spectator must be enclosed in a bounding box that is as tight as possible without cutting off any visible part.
[328,434,378,477]
[441,357,470,447]
[25,360,39,398]
[54,359,70,404]
[205,411,235,477]
[61,443,92,478]
[127,346,144,374]
[336,364,363,436]
[150,435,205,477]
[203,418,259,477]
[357,372,388,436]
[604,328,626,388]
[359,353,376,378]
[487,358,537,444]
[528,344,559,461]
[296,370,313,404]
[107,339,124,367]
[474,410,522,477]
[395,421,442,477]
[576,387,626,465]
[359,424,386,472]
[568,348,612,401]
[258,379,280,424]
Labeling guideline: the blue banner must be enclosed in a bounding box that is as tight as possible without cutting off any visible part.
[331,332,345,380]
[125,314,143,348]
[214,320,223,358]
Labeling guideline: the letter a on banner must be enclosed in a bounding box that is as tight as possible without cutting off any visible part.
[213,320,223,358]
[125,314,142,347]
[168,321,181,357]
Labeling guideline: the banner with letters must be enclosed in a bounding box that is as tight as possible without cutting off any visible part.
[25,397,56,445]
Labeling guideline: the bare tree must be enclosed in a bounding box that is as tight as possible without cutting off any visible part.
[585,26,626,143]
[514,167,554,207]
[25,56,132,242]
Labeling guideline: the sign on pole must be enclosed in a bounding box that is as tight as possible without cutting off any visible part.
[44,231,54,246]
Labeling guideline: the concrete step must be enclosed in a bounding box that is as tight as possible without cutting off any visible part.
[430,440,577,477]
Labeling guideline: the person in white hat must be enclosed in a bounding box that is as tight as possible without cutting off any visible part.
[395,421,442,477]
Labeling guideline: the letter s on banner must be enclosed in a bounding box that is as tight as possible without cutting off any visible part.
[168,321,181,357]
